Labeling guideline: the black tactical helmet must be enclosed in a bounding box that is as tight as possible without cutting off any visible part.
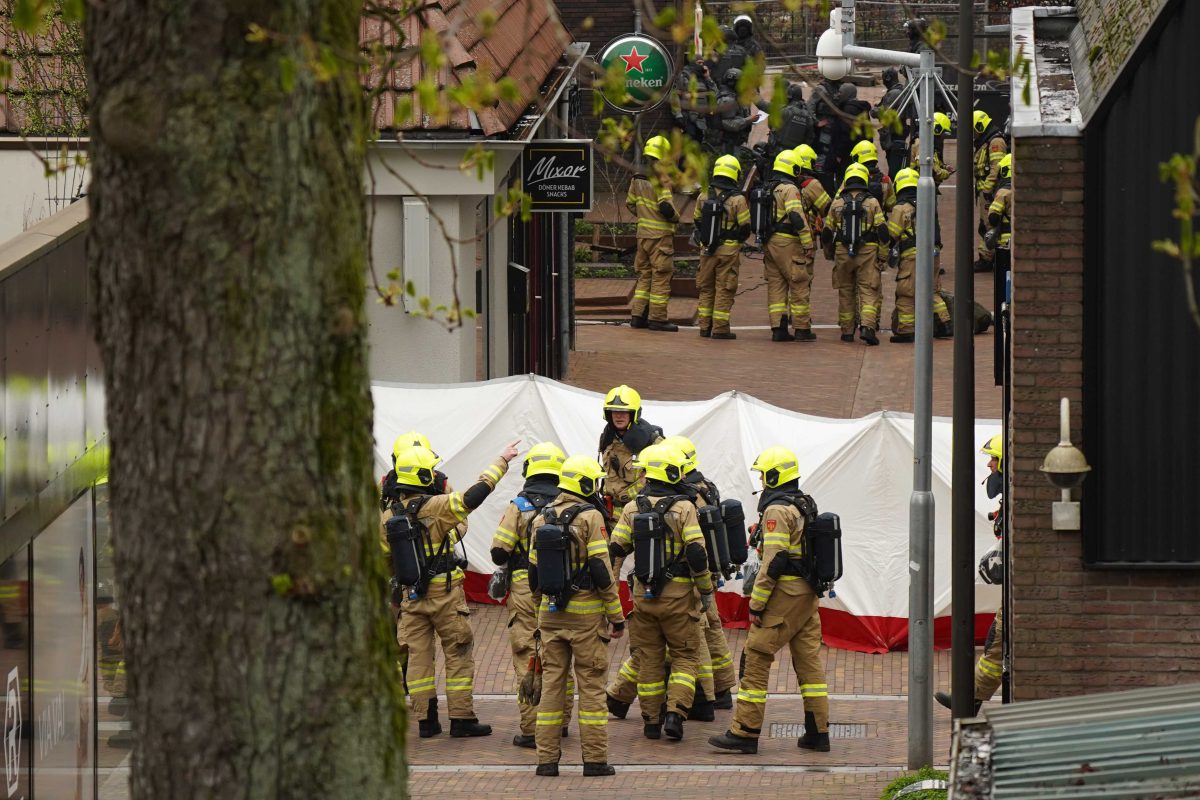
[722,67,742,89]
[733,14,752,38]
[786,82,805,103]
[882,67,899,88]
[838,82,857,102]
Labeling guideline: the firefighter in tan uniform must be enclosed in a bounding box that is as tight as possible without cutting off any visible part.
[937,435,1006,716]
[762,150,814,342]
[694,155,751,340]
[886,168,951,343]
[672,436,737,709]
[385,439,519,738]
[827,163,887,345]
[627,134,680,331]
[710,447,830,755]
[910,112,952,185]
[988,155,1013,269]
[381,431,466,691]
[972,110,1008,271]
[609,443,714,741]
[491,442,572,748]
[788,145,829,341]
[793,144,831,340]
[529,456,626,777]
[606,436,733,722]
[597,385,664,516]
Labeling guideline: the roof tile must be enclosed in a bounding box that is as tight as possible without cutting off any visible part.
[362,0,569,135]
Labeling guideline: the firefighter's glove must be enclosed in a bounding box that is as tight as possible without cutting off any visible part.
[748,607,763,627]
[700,591,715,613]
[389,577,403,607]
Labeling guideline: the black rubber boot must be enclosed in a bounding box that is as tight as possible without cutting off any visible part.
[794,328,817,342]
[934,318,954,339]
[663,711,685,740]
[935,691,982,716]
[772,325,795,342]
[643,722,662,740]
[449,718,492,738]
[699,326,711,337]
[647,320,679,332]
[798,732,831,752]
[711,330,737,340]
[973,258,992,273]
[562,727,569,738]
[797,711,830,752]
[583,762,616,777]
[607,694,630,719]
[890,332,914,343]
[630,312,649,328]
[859,326,879,346]
[536,763,560,777]
[512,734,536,748]
[840,333,855,343]
[688,692,716,722]
[418,699,442,738]
[713,689,733,710]
[708,730,758,754]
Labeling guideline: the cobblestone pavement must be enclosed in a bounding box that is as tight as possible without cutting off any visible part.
[408,604,977,798]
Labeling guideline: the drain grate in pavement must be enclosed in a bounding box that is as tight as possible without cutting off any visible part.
[770,722,869,739]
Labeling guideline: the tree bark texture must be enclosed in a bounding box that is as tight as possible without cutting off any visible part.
[86,1,406,796]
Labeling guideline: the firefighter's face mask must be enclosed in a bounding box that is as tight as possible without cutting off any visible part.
[611,410,632,431]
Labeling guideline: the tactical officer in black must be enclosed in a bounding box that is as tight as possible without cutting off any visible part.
[873,67,910,178]
[715,68,752,157]
[671,59,719,149]
[768,83,815,159]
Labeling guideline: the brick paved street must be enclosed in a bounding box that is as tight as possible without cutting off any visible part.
[407,605,980,798]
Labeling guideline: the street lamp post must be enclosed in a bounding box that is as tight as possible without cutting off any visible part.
[817,1,937,770]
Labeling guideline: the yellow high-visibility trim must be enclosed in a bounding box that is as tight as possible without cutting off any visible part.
[669,672,696,688]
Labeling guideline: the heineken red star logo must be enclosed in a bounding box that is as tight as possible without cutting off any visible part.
[621,46,648,73]
[599,34,674,112]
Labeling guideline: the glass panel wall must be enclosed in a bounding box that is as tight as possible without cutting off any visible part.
[31,492,94,800]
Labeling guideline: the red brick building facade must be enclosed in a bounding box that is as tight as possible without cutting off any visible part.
[1007,0,1200,701]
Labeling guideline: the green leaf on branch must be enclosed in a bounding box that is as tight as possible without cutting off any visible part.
[279,56,297,94]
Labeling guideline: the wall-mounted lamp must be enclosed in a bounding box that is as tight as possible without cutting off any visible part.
[1039,397,1091,530]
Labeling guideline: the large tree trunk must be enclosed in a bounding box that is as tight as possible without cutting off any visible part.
[86,1,406,796]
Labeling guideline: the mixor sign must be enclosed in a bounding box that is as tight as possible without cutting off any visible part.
[597,34,675,113]
[522,140,593,213]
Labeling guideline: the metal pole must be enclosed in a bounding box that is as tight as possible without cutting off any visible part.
[556,90,572,379]
[951,0,978,722]
[907,45,936,771]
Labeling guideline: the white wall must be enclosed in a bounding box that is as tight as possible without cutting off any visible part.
[0,145,90,245]
[364,143,519,384]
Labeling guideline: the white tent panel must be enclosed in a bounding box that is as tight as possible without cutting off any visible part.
[370,376,1003,643]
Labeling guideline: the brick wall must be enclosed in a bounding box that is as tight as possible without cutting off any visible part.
[1008,136,1200,700]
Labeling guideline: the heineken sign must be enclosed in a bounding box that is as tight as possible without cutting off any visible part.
[598,34,674,113]
[522,140,593,212]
